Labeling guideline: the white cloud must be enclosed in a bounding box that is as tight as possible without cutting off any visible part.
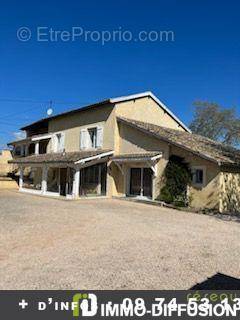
[13,131,26,141]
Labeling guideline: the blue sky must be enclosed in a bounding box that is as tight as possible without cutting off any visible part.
[0,0,239,148]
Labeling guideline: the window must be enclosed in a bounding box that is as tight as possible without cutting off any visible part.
[47,168,59,193]
[80,126,103,150]
[22,167,42,190]
[192,166,205,186]
[88,128,97,148]
[14,146,21,156]
[54,133,65,152]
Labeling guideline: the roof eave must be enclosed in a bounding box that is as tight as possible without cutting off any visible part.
[20,99,111,131]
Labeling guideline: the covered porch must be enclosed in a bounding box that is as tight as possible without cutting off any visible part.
[10,150,113,199]
[111,152,162,200]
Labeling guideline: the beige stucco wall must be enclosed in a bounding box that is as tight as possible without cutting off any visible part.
[219,171,240,213]
[113,96,186,154]
[0,150,13,176]
[169,145,220,210]
[118,122,169,154]
[109,122,170,198]
[115,97,186,131]
[48,104,115,152]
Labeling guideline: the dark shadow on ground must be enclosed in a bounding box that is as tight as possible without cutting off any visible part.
[190,273,240,289]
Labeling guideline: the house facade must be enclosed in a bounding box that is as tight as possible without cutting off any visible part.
[9,92,240,213]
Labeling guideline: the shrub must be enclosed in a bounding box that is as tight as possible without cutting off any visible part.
[160,155,191,206]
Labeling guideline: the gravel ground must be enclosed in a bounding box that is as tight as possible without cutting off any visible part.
[0,190,240,290]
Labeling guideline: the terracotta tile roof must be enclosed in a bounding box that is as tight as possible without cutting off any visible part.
[117,117,240,167]
[9,150,112,164]
[112,152,161,160]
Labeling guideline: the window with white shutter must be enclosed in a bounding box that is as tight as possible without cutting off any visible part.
[80,126,103,150]
[80,129,88,149]
[96,126,103,148]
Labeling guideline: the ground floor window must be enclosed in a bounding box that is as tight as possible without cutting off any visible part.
[80,163,107,196]
[22,167,42,191]
[47,167,75,196]
[191,166,205,187]
[129,167,152,198]
[47,168,59,193]
[66,168,74,195]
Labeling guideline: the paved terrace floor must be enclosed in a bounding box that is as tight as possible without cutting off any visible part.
[0,190,239,289]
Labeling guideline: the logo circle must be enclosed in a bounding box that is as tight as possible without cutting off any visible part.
[17,27,31,41]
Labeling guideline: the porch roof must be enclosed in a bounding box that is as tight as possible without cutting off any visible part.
[9,150,113,165]
[112,152,162,162]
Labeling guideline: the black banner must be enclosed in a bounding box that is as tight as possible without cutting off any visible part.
[0,290,240,319]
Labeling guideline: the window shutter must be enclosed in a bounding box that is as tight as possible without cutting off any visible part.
[52,135,58,152]
[96,127,103,148]
[80,129,88,149]
[60,134,65,152]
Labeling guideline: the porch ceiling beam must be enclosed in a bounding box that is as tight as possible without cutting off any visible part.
[74,150,114,164]
[113,153,162,163]
[150,154,162,161]
[31,133,53,141]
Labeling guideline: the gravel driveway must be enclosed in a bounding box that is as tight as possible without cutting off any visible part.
[0,190,240,289]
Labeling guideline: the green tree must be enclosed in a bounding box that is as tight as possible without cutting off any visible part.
[189,101,240,147]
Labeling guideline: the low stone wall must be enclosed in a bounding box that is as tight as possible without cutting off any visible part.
[0,177,18,189]
[220,172,240,213]
[0,150,13,176]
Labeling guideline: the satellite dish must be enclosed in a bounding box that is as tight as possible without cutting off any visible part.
[47,108,53,116]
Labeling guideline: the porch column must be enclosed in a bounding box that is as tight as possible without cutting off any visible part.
[97,165,101,195]
[20,145,25,157]
[41,166,48,194]
[35,142,39,155]
[25,144,29,156]
[73,168,80,198]
[19,167,23,190]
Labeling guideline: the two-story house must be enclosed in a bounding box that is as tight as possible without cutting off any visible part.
[9,91,240,213]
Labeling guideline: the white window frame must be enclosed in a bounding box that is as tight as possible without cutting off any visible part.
[191,166,206,187]
[80,125,103,150]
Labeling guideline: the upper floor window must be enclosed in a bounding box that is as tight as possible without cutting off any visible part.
[192,166,205,186]
[80,126,103,150]
[54,133,65,152]
[88,128,97,148]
